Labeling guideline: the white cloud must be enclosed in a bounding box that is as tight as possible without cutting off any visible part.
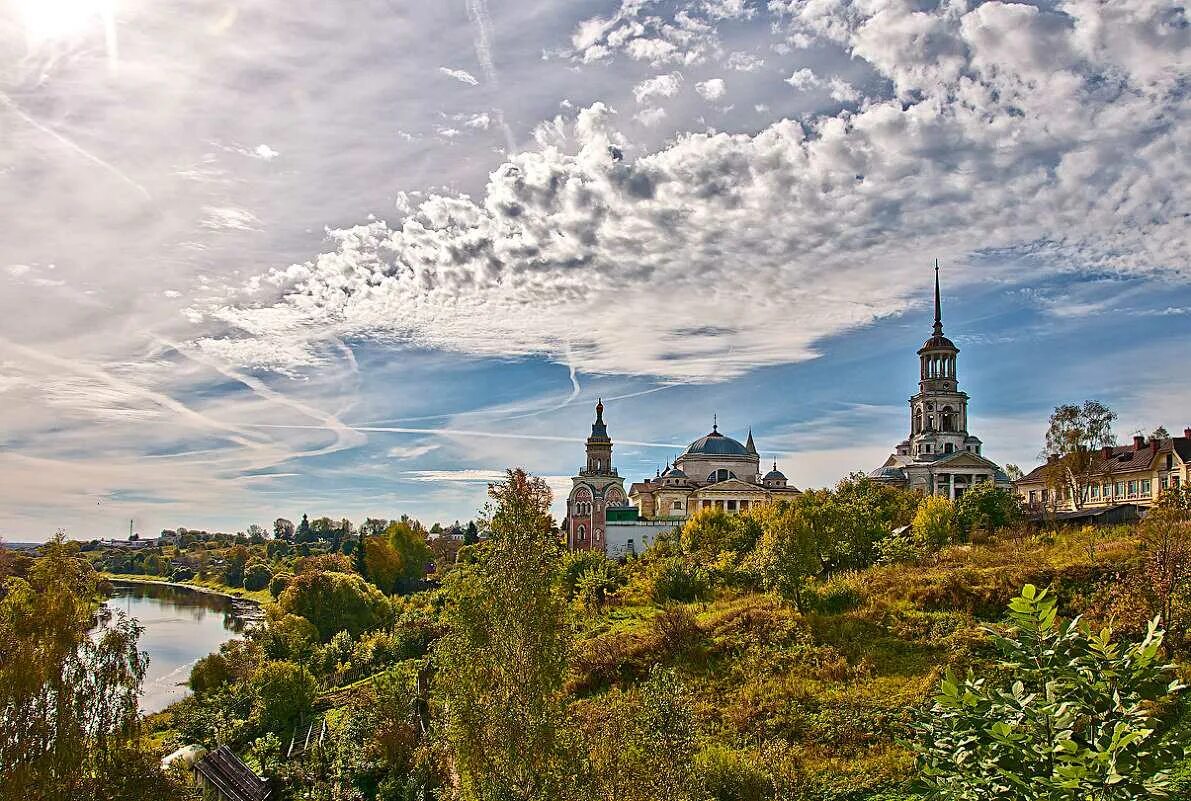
[252,144,280,161]
[827,77,859,103]
[196,1,1189,385]
[633,72,683,104]
[634,106,668,126]
[695,78,726,101]
[785,67,818,90]
[387,442,440,459]
[725,51,763,71]
[200,206,262,232]
[438,66,479,85]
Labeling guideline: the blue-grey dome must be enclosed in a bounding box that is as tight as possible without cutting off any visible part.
[764,467,786,481]
[661,464,687,479]
[869,466,907,480]
[685,429,749,456]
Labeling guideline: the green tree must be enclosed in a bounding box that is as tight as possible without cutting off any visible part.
[296,513,313,543]
[384,518,433,591]
[434,468,571,801]
[222,544,250,587]
[278,570,393,642]
[912,495,956,554]
[0,535,178,800]
[464,520,480,545]
[363,535,405,594]
[273,517,295,540]
[748,501,820,611]
[1044,400,1118,510]
[243,561,272,591]
[955,482,1022,535]
[251,660,317,735]
[914,585,1186,800]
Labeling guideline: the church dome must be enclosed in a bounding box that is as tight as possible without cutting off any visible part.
[685,428,749,456]
[661,464,687,479]
[763,465,786,481]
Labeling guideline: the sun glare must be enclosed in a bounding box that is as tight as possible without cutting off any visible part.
[15,0,115,46]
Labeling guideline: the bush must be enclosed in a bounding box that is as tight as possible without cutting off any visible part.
[695,744,772,801]
[243,562,272,592]
[875,531,921,565]
[650,557,709,604]
[562,549,609,598]
[189,652,231,695]
[278,570,394,642]
[269,571,293,598]
[912,496,956,554]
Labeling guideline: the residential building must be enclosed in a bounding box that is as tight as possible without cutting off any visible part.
[1015,429,1191,512]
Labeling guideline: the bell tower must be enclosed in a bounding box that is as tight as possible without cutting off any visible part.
[566,399,626,552]
[908,263,971,461]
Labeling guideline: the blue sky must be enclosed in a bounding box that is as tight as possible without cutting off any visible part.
[1,0,1188,541]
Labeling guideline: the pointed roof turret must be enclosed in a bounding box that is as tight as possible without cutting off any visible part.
[589,398,608,439]
[745,428,757,455]
[933,259,943,337]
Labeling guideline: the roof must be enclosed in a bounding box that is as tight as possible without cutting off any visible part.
[194,746,272,801]
[684,428,749,456]
[869,466,908,481]
[1029,503,1146,524]
[763,467,787,481]
[1018,437,1188,484]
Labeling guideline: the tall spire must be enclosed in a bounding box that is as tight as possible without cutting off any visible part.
[712,412,718,433]
[745,427,757,454]
[590,398,608,439]
[932,259,943,337]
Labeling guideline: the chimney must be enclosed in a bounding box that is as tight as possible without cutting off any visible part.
[1184,427,1191,440]
[1152,439,1160,454]
[1101,445,1114,460]
[1047,453,1059,464]
[1133,435,1145,451]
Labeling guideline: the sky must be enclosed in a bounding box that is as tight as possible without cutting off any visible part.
[1,0,1188,542]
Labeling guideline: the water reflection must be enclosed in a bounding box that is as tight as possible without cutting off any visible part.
[102,581,261,714]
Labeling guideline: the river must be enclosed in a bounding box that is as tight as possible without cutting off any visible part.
[102,580,262,714]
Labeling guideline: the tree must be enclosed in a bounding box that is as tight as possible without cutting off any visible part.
[274,517,295,541]
[1043,400,1118,510]
[243,561,273,592]
[914,585,1186,800]
[222,544,250,587]
[251,660,317,735]
[955,482,1022,535]
[464,520,480,545]
[277,571,393,642]
[1004,463,1024,482]
[0,535,179,800]
[747,501,820,611]
[384,518,433,591]
[296,513,312,542]
[434,468,571,800]
[1151,425,1171,441]
[363,535,405,594]
[912,495,956,554]
[1133,496,1191,651]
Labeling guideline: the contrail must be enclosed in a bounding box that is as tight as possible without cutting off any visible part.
[250,422,685,450]
[464,0,517,153]
[0,92,150,201]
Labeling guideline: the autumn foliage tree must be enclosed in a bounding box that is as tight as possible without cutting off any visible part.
[1043,400,1117,510]
[434,469,572,800]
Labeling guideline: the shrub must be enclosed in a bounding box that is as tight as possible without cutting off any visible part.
[650,557,709,604]
[243,562,272,592]
[914,584,1186,800]
[912,496,956,554]
[258,613,319,663]
[269,571,292,598]
[875,531,921,565]
[189,652,231,695]
[695,744,772,801]
[575,561,622,611]
[562,549,609,598]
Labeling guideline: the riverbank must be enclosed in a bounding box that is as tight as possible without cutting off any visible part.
[103,574,269,609]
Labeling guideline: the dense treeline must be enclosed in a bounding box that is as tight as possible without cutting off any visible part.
[4,475,1190,800]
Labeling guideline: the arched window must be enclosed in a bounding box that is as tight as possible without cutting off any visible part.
[707,469,737,484]
[941,406,954,432]
[944,443,954,454]
[577,525,586,541]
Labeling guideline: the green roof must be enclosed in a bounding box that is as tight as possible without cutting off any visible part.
[605,506,640,522]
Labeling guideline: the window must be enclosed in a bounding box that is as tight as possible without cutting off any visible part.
[1162,476,1170,490]
[707,469,737,483]
[1115,482,1125,497]
[727,500,737,511]
[1168,454,1175,471]
[1103,483,1111,498]
[1041,489,1049,503]
[672,500,683,510]
[1128,480,1138,497]
[1090,484,1100,499]
[1142,479,1152,496]
[740,499,749,510]
[1029,490,1037,505]
[944,443,954,454]
[702,500,712,509]
[923,444,932,454]
[1173,476,1181,488]
[577,525,586,541]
